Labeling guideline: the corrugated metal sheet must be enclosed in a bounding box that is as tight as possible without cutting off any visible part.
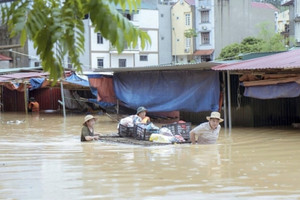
[212,49,300,71]
[0,72,49,81]
[29,88,61,110]
[94,62,219,73]
[2,87,61,112]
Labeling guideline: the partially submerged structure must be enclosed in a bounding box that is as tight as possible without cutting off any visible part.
[212,48,300,127]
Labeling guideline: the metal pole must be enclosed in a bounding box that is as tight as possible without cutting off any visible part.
[60,81,66,118]
[226,71,232,130]
[222,72,227,129]
[24,82,28,114]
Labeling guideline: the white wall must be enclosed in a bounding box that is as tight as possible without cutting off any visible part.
[91,53,110,69]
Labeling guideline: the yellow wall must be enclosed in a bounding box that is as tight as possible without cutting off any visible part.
[171,1,194,56]
[278,10,289,33]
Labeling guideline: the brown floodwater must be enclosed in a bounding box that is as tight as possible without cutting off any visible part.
[1,112,300,200]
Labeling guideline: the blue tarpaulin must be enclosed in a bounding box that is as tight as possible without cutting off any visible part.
[29,78,45,90]
[113,71,220,112]
[65,73,90,87]
[244,82,300,99]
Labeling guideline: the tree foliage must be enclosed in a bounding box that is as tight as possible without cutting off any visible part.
[1,0,151,82]
[218,23,287,60]
[184,28,197,38]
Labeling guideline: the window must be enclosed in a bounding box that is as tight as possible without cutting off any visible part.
[119,59,126,67]
[201,55,211,62]
[123,13,132,20]
[185,13,191,26]
[34,62,40,67]
[67,57,73,69]
[201,32,210,44]
[97,33,103,44]
[186,38,191,48]
[201,11,209,23]
[97,58,104,68]
[140,55,148,61]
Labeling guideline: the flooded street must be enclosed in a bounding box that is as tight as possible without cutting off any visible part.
[1,112,300,200]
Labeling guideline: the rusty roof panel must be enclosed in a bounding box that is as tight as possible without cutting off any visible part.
[212,49,300,71]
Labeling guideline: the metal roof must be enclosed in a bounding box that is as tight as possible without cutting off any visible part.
[93,62,220,73]
[0,72,49,82]
[212,49,300,72]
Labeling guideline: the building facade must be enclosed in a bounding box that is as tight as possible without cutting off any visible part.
[194,0,278,60]
[282,0,300,46]
[90,2,159,69]
[171,0,195,63]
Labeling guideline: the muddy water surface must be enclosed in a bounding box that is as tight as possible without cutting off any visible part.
[1,112,300,200]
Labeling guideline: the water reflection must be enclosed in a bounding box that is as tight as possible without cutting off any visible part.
[0,113,300,199]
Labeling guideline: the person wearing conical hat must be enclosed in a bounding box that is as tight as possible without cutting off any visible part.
[189,112,223,144]
[81,115,100,142]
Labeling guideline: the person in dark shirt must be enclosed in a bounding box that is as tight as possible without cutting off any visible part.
[81,115,99,142]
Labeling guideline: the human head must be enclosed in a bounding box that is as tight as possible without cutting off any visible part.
[29,97,36,102]
[83,115,97,126]
[136,106,147,118]
[206,112,223,130]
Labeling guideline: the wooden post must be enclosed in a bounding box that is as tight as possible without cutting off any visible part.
[227,71,232,131]
[222,72,227,129]
[24,82,28,114]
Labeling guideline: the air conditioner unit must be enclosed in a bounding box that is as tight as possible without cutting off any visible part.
[296,38,300,43]
[202,26,207,30]
[184,48,190,53]
[201,5,206,9]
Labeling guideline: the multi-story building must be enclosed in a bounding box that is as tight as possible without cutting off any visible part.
[193,0,278,61]
[171,0,195,63]
[282,0,300,46]
[90,1,159,69]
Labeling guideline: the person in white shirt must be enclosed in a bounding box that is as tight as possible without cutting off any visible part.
[189,112,223,144]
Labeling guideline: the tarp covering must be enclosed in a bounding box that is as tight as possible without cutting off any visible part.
[64,73,90,87]
[29,78,45,90]
[113,71,220,112]
[244,82,300,99]
[89,76,117,104]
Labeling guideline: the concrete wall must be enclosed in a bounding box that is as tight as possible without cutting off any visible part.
[214,0,277,58]
[158,4,172,65]
[89,8,159,68]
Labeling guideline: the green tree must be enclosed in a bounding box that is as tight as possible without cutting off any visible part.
[1,0,151,82]
[258,22,286,51]
[218,23,287,60]
[218,43,240,60]
[240,37,263,53]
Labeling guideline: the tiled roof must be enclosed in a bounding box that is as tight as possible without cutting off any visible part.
[185,0,195,6]
[251,2,279,11]
[194,49,214,56]
[212,49,300,71]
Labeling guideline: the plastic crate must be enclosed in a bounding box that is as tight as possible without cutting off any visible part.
[118,124,135,137]
[133,125,159,140]
[162,122,191,140]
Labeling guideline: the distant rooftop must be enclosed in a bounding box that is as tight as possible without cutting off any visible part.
[251,2,279,11]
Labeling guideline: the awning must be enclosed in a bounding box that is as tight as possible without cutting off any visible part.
[281,0,293,6]
[193,49,214,56]
[212,49,300,71]
[0,72,49,82]
[0,54,12,61]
